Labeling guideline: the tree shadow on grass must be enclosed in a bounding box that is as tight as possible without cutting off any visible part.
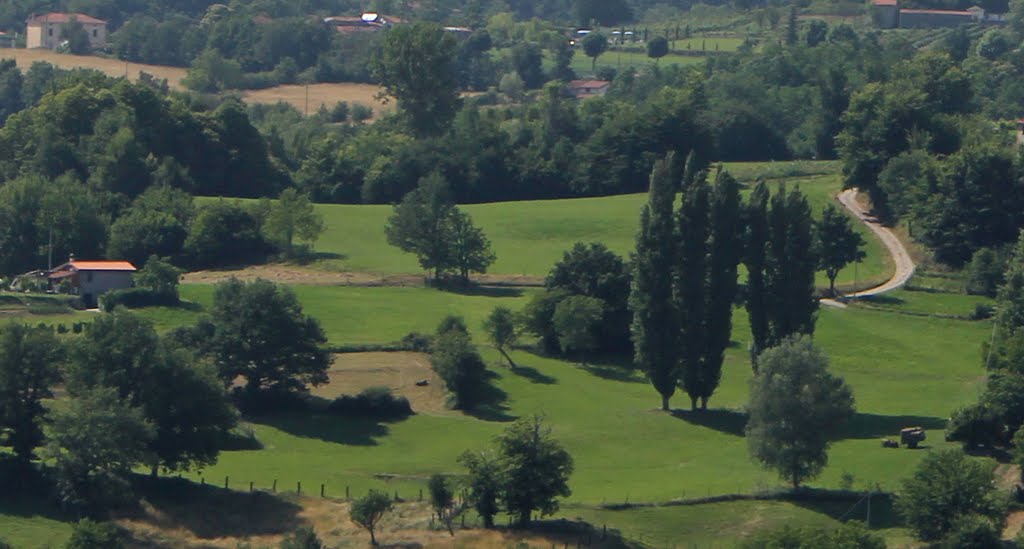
[858,295,905,307]
[789,492,901,530]
[509,363,557,385]
[0,464,72,523]
[521,517,641,548]
[126,476,304,539]
[431,282,525,298]
[672,408,748,437]
[465,370,516,422]
[839,413,946,440]
[253,412,394,446]
[289,251,349,265]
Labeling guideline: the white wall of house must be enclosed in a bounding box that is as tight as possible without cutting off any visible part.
[77,271,133,304]
[26,20,106,50]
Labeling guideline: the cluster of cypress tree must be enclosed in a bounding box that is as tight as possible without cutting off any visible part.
[630,152,818,411]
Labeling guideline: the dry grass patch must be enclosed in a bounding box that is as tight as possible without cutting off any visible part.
[312,352,449,415]
[4,48,188,87]
[120,492,628,549]
[241,83,389,118]
[182,264,425,287]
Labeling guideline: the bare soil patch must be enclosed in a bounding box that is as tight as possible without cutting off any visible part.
[311,352,449,415]
[182,264,543,287]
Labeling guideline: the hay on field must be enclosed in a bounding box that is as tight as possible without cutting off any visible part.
[311,352,449,414]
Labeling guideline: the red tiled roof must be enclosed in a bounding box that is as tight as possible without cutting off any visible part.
[873,0,898,6]
[899,8,972,15]
[47,270,76,280]
[27,13,106,25]
[71,260,136,271]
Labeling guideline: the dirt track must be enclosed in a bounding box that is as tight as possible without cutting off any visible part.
[821,189,916,308]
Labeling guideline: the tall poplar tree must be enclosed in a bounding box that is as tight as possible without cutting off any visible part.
[746,183,818,370]
[744,182,771,367]
[677,172,710,410]
[630,154,679,411]
[773,186,818,339]
[698,170,742,409]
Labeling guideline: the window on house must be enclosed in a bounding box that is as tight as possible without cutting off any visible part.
[86,272,93,283]
[48,28,52,37]
[92,29,97,38]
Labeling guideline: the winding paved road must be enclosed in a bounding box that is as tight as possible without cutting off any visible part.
[821,189,916,308]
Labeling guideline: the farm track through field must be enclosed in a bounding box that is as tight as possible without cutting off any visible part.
[822,188,916,309]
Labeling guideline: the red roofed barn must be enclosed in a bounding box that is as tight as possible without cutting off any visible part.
[47,256,136,306]
[26,12,107,50]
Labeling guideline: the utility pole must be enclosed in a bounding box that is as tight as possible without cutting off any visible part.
[47,224,53,271]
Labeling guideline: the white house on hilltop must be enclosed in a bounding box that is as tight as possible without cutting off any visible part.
[26,12,107,50]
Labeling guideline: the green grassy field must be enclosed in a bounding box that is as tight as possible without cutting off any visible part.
[0,158,995,546]
[0,279,992,547]
[856,288,995,318]
[307,166,890,292]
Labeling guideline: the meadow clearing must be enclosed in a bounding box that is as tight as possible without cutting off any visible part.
[300,161,892,292]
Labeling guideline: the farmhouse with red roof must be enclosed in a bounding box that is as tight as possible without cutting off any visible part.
[26,12,107,50]
[47,256,136,307]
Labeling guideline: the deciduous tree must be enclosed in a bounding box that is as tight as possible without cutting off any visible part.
[0,323,62,463]
[264,188,325,257]
[43,388,154,512]
[746,336,854,488]
[350,491,392,546]
[372,22,460,136]
[495,416,574,527]
[581,32,608,72]
[459,449,501,527]
[428,473,457,536]
[646,36,669,61]
[197,278,330,394]
[482,306,518,368]
[815,204,866,295]
[897,449,1008,542]
[552,295,604,365]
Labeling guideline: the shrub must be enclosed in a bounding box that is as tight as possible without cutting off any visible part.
[400,332,433,352]
[327,387,413,419]
[65,519,124,549]
[351,103,373,122]
[946,403,1004,449]
[98,288,179,312]
[279,526,323,549]
[940,514,1001,549]
[971,303,994,320]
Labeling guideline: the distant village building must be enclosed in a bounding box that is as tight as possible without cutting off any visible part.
[0,31,15,48]
[1016,119,1024,146]
[26,12,107,50]
[567,80,611,99]
[47,257,136,307]
[323,12,401,33]
[872,0,1004,28]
